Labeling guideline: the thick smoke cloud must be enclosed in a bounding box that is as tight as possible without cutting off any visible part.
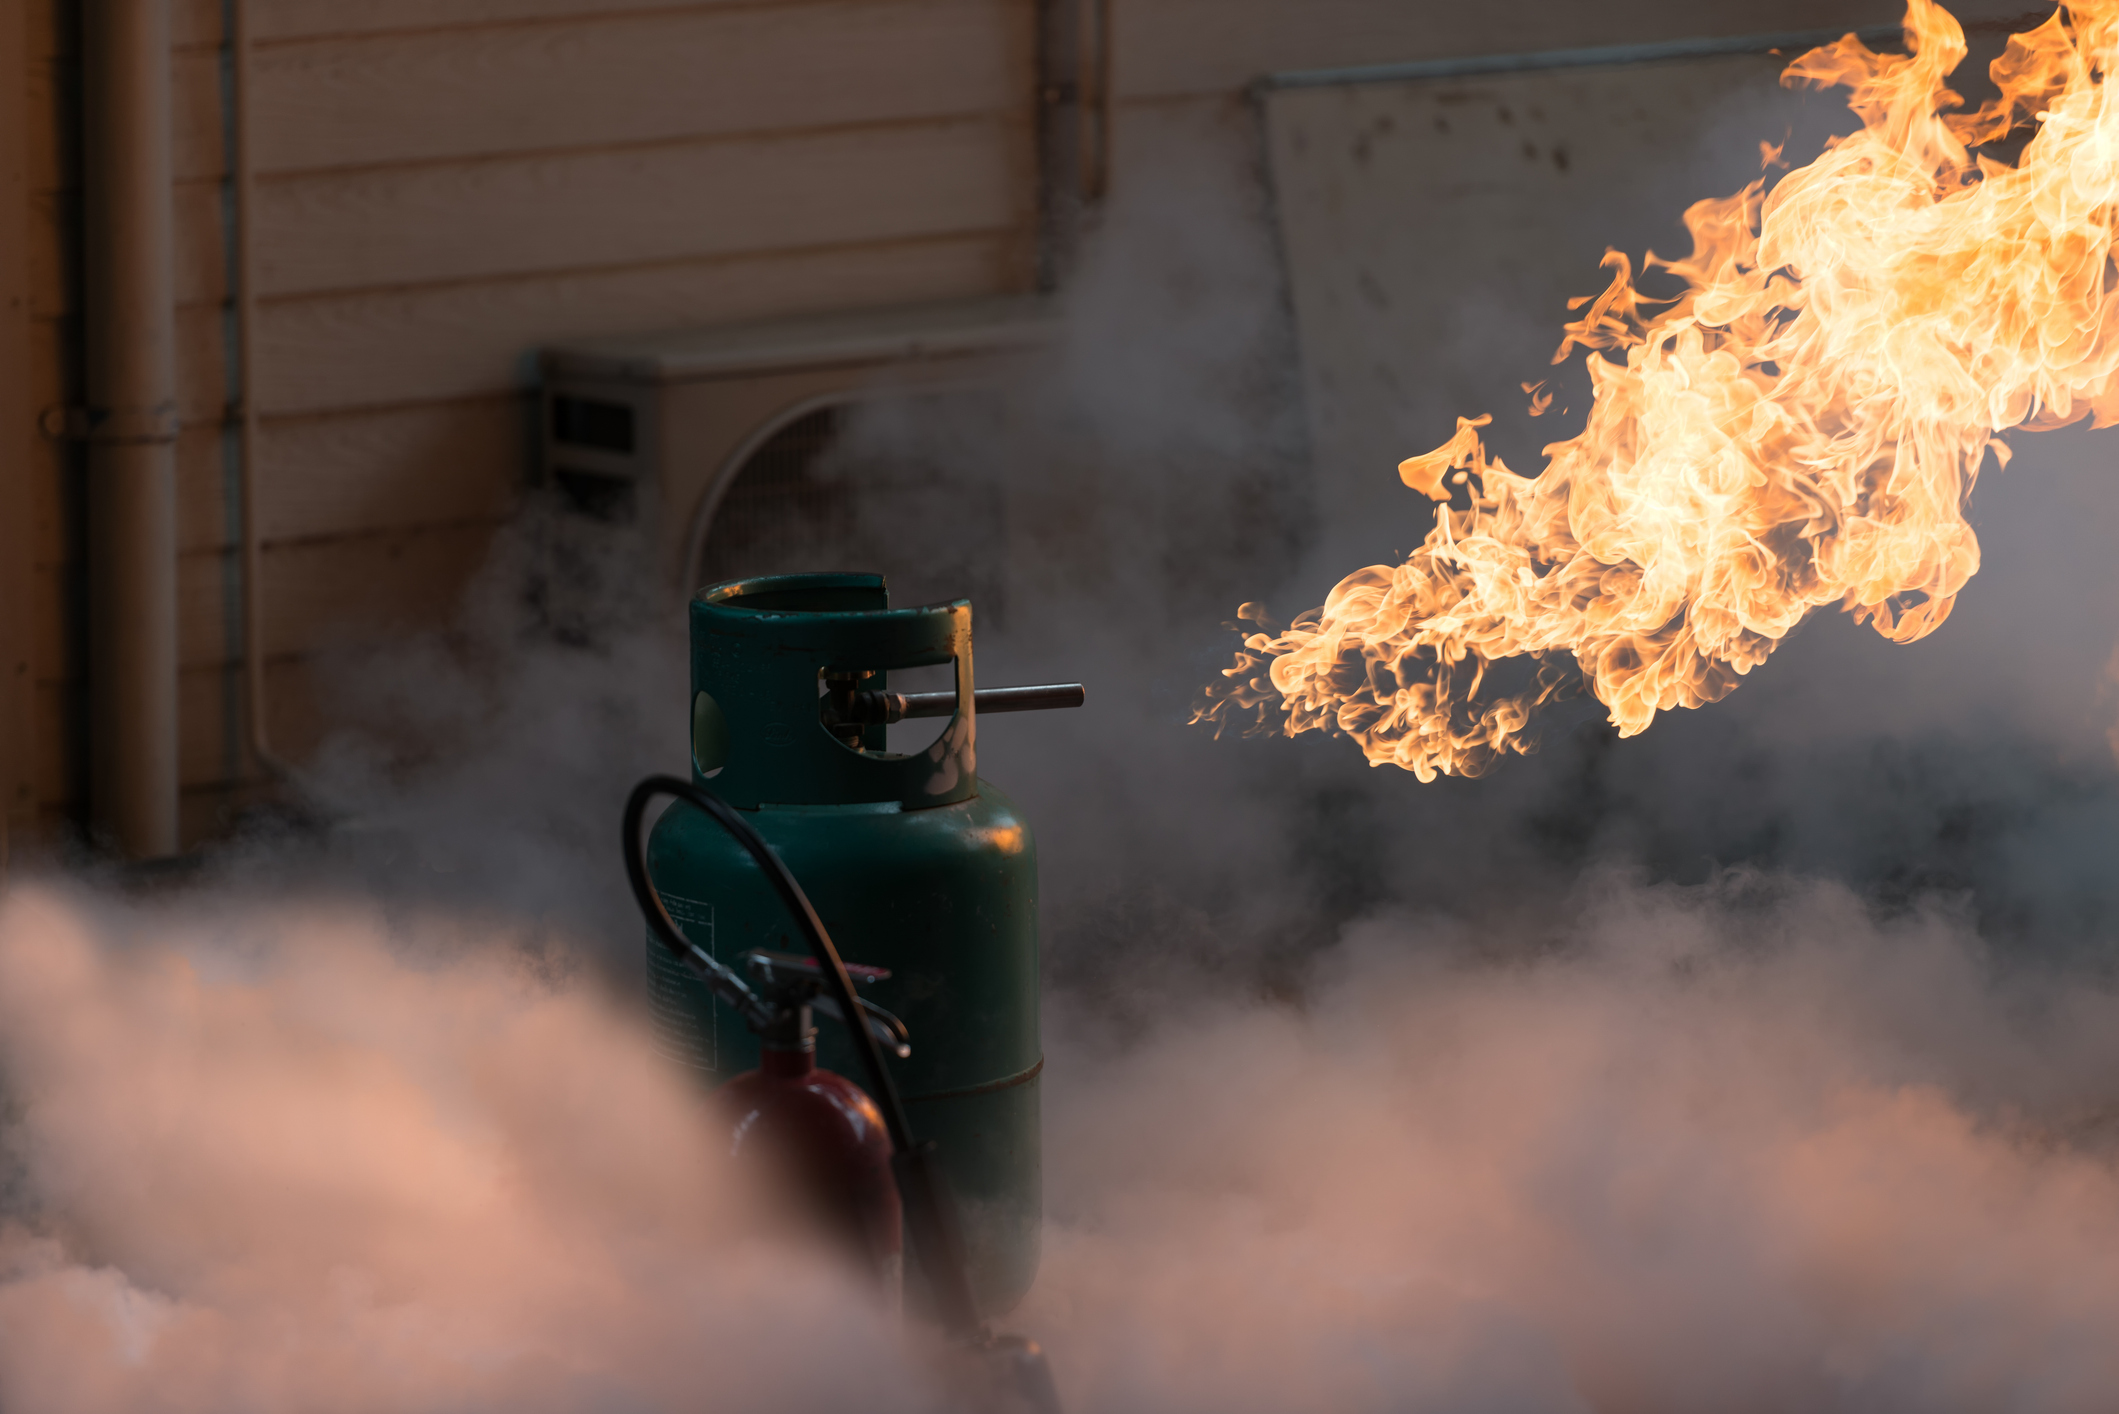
[7,872,2119,1410]
[1032,872,2119,1413]
[0,888,918,1413]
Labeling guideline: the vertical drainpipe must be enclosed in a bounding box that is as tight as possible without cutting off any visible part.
[1032,0,1083,292]
[82,0,180,857]
[1033,0,1112,291]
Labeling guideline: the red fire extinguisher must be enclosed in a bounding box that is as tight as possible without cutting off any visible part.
[624,775,1064,1414]
[717,948,907,1298]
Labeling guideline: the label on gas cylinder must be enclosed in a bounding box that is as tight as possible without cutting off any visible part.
[646,893,719,1074]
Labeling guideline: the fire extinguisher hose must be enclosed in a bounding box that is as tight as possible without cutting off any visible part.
[621,774,988,1340]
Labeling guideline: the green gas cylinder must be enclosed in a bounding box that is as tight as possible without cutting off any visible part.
[646,572,1061,1315]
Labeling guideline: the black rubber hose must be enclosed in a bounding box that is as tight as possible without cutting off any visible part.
[621,774,986,1337]
[624,775,913,1145]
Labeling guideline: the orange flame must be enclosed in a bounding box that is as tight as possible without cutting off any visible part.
[1199,1,2119,780]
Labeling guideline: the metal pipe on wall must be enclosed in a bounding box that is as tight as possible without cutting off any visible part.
[1081,0,1112,204]
[82,0,180,857]
[1,0,35,879]
[228,0,289,779]
[1033,0,1084,289]
[1033,0,1112,287]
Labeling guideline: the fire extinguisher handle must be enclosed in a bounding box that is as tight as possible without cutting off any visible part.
[812,993,912,1059]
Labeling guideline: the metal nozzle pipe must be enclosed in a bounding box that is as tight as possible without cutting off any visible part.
[902,683,1086,720]
[837,683,1086,725]
[851,686,1084,729]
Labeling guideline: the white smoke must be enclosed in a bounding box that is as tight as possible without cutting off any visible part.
[1027,870,2119,1414]
[0,887,918,1414]
[6,871,2119,1411]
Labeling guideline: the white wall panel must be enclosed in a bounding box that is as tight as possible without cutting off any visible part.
[1262,49,1859,572]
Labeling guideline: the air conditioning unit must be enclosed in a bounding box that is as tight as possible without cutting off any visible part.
[537,296,1058,605]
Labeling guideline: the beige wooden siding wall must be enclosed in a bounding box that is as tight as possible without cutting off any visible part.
[19,0,1039,848]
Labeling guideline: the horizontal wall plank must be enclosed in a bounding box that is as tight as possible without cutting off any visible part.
[86,244,1045,425]
[37,661,312,823]
[92,0,829,50]
[36,5,1037,192]
[31,616,351,814]
[177,658,323,793]
[176,519,501,669]
[39,0,970,65]
[248,0,806,44]
[254,399,527,539]
[254,229,1016,414]
[175,397,527,551]
[33,230,1010,559]
[38,494,504,673]
[38,597,479,810]
[252,0,1026,174]
[255,117,1025,298]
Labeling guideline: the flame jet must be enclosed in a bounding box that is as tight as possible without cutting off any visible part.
[1199,1,2119,780]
